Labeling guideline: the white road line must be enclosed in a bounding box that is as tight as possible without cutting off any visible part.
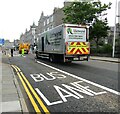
[36,60,120,96]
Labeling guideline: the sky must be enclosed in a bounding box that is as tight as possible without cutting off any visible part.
[0,0,119,42]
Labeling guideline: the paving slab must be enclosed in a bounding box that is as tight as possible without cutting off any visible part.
[2,87,18,95]
[0,103,2,114]
[2,80,14,84]
[90,56,119,63]
[2,70,13,76]
[2,83,16,90]
[2,76,14,81]
[0,95,1,99]
[2,101,21,112]
[2,93,19,102]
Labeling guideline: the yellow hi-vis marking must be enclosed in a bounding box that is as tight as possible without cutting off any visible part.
[8,54,11,57]
[13,65,50,114]
[11,65,41,113]
[67,42,90,54]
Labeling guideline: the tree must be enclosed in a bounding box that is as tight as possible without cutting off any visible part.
[89,19,109,49]
[63,2,111,24]
[63,2,97,25]
[63,1,111,50]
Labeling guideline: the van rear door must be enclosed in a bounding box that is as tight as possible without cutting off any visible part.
[65,25,90,55]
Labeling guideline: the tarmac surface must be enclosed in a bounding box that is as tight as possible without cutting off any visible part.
[0,50,119,113]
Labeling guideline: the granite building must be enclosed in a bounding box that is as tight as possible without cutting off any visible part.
[20,23,36,46]
[20,2,71,45]
[35,2,70,34]
[118,1,120,24]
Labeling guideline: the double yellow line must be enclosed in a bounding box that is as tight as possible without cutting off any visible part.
[11,65,50,114]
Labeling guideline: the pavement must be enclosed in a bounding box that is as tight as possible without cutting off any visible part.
[0,50,119,113]
[90,56,119,63]
[0,50,28,113]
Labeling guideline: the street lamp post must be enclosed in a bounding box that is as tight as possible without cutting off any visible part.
[112,0,117,58]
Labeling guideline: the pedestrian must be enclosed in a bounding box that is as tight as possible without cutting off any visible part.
[4,50,6,55]
[11,48,13,57]
[21,48,24,56]
[34,46,36,54]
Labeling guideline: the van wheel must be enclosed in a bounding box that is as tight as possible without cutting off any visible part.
[19,51,21,54]
[26,51,28,54]
[36,52,39,59]
[66,61,72,63]
[36,54,39,59]
[49,55,54,62]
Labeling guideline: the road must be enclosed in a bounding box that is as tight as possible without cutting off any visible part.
[5,52,119,113]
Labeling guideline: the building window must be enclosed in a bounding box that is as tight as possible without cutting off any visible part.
[47,18,49,25]
[47,27,49,31]
[51,25,53,29]
[44,29,46,32]
[49,16,53,23]
[51,16,53,22]
[44,21,46,26]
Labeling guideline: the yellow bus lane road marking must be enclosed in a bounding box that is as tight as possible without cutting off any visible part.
[11,65,50,114]
[15,65,50,113]
[11,65,41,114]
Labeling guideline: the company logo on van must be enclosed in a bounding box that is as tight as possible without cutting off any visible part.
[67,28,73,34]
[73,29,85,33]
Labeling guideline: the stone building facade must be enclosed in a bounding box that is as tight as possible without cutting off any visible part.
[14,39,20,50]
[118,1,120,24]
[35,5,66,34]
[20,23,36,46]
[20,2,71,45]
[3,40,14,49]
[108,24,120,43]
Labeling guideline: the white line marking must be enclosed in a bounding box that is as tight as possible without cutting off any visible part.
[35,88,63,106]
[36,60,120,96]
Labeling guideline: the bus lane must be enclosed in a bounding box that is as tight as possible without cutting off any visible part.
[28,60,119,112]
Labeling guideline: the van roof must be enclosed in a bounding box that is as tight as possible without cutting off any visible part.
[38,23,89,36]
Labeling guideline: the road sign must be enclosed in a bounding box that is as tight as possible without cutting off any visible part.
[0,38,4,45]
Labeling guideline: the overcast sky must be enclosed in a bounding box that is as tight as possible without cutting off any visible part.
[0,0,119,42]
